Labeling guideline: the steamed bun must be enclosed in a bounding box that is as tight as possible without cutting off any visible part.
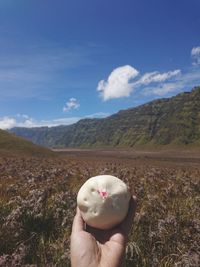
[77,175,130,229]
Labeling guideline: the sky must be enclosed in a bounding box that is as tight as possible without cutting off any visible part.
[0,0,200,129]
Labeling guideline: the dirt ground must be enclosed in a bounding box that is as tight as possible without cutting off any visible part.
[53,148,200,168]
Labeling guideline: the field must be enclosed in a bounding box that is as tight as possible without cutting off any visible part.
[0,149,200,266]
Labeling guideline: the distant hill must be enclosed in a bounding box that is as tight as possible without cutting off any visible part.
[9,86,200,148]
[0,129,54,157]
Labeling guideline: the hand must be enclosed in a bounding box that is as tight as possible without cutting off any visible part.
[70,196,137,267]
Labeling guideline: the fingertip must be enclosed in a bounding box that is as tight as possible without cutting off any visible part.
[132,195,137,202]
[130,195,137,211]
[128,195,137,218]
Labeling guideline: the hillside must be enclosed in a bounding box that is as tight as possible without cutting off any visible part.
[0,129,54,157]
[9,86,200,148]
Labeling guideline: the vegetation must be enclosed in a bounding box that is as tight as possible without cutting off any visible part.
[1,87,199,266]
[0,153,199,266]
[0,129,54,157]
[10,86,200,148]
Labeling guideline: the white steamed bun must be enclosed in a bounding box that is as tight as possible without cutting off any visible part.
[77,175,130,229]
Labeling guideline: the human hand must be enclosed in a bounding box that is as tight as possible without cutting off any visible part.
[70,196,137,267]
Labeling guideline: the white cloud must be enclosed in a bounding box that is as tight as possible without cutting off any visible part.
[0,114,39,129]
[0,112,109,130]
[0,115,81,129]
[63,98,80,112]
[0,117,16,129]
[143,83,180,96]
[137,69,181,85]
[191,46,200,65]
[143,66,200,96]
[97,65,139,100]
[85,112,110,118]
[97,65,182,100]
[191,46,200,56]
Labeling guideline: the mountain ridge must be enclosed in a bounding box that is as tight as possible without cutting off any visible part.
[9,86,200,148]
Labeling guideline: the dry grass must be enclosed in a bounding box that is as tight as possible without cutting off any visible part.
[0,152,199,266]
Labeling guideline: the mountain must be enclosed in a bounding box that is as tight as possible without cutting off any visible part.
[0,129,54,157]
[10,86,200,148]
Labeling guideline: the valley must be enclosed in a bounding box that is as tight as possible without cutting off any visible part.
[53,148,200,167]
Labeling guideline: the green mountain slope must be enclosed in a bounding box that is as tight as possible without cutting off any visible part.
[9,86,200,148]
[0,129,54,157]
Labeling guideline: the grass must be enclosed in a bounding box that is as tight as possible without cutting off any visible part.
[0,153,199,266]
[0,129,55,158]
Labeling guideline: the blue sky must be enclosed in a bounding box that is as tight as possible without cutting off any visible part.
[0,0,200,129]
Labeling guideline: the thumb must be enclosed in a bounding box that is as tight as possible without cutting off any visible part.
[72,207,85,233]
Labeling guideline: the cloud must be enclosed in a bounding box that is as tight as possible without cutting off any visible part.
[143,66,200,96]
[0,114,40,129]
[16,113,30,119]
[0,115,81,129]
[191,46,200,65]
[0,111,109,130]
[63,98,80,112]
[97,65,139,100]
[143,83,180,96]
[97,65,181,100]
[191,46,200,56]
[0,117,16,130]
[136,70,181,85]
[140,46,200,96]
[84,112,110,118]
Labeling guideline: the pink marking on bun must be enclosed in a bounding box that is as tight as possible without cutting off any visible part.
[97,189,108,199]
